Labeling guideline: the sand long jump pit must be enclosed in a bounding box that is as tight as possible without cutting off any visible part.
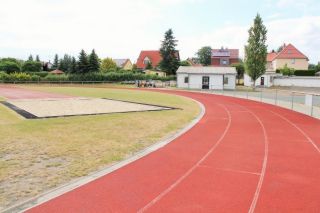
[1,98,175,119]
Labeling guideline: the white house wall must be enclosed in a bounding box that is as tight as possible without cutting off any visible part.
[273,77,320,88]
[177,73,236,90]
[223,74,236,90]
[177,73,189,88]
[244,74,275,87]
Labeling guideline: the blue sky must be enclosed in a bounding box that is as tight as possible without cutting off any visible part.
[0,0,319,63]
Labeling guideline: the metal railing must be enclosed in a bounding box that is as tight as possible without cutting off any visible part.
[185,84,320,119]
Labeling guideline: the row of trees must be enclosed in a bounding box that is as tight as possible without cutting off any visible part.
[51,49,100,73]
[0,57,42,73]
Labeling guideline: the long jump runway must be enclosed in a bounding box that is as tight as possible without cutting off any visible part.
[1,87,319,212]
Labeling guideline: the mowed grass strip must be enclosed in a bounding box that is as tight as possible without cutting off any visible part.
[0,86,199,210]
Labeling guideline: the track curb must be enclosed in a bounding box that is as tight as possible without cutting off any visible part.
[2,97,205,213]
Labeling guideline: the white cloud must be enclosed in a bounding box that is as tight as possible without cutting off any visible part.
[0,0,319,64]
[179,16,320,63]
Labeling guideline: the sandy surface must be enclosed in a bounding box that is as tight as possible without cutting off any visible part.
[7,98,171,118]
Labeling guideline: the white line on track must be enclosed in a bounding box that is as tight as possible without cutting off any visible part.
[245,109,269,213]
[226,102,269,213]
[269,110,320,154]
[137,104,232,213]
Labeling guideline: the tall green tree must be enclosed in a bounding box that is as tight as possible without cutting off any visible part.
[0,61,21,73]
[159,29,180,75]
[231,62,245,84]
[70,57,77,73]
[100,58,117,72]
[35,55,40,62]
[196,46,212,66]
[22,61,42,72]
[88,49,100,72]
[28,54,34,61]
[244,14,268,88]
[77,49,89,73]
[53,54,59,69]
[59,54,73,72]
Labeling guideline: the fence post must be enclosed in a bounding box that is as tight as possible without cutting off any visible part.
[260,88,263,102]
[291,92,294,110]
[311,94,314,117]
[246,87,249,99]
[275,89,278,105]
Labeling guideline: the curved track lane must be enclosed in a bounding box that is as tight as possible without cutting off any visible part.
[5,88,318,213]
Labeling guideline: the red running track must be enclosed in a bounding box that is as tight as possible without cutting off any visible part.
[0,85,71,99]
[3,87,318,212]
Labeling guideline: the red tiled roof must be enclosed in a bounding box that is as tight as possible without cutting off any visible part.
[136,50,162,69]
[212,49,239,59]
[50,69,64,74]
[267,44,308,61]
[267,52,277,62]
[276,44,308,60]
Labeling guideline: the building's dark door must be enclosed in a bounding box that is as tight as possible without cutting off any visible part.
[261,77,265,86]
[202,76,209,89]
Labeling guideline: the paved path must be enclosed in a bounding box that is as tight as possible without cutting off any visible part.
[2,86,319,212]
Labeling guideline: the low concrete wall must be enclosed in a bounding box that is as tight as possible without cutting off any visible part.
[273,76,320,88]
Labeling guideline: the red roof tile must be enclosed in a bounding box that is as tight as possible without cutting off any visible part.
[136,51,162,69]
[267,52,277,62]
[267,44,308,62]
[50,69,64,74]
[276,44,308,60]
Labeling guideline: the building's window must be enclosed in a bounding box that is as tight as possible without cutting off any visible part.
[288,50,292,54]
[143,57,150,65]
[184,76,189,83]
[270,76,273,83]
[220,58,229,65]
[291,59,295,64]
[223,76,228,84]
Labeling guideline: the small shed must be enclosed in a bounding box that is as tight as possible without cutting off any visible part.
[50,69,64,75]
[176,66,236,90]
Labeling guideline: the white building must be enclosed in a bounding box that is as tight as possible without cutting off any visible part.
[176,66,236,90]
[244,72,282,88]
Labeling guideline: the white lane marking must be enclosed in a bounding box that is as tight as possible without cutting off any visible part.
[137,104,232,213]
[198,165,261,176]
[216,168,261,176]
[270,110,320,154]
[245,110,269,213]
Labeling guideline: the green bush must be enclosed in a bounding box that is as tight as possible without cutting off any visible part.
[0,71,175,82]
[0,61,21,73]
[22,61,42,72]
[0,72,32,82]
[280,64,294,76]
[68,72,175,82]
[29,71,49,78]
[0,71,9,81]
[294,70,316,76]
[43,74,69,81]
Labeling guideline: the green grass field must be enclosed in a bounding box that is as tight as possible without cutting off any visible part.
[0,85,199,210]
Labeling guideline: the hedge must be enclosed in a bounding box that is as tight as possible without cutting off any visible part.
[294,70,316,76]
[0,72,176,82]
[29,71,49,78]
[0,72,40,82]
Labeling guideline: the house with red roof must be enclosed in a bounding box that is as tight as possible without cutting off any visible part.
[211,48,239,66]
[136,50,180,70]
[244,43,309,87]
[267,43,309,72]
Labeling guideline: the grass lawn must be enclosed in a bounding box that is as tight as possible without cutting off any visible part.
[0,85,200,210]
